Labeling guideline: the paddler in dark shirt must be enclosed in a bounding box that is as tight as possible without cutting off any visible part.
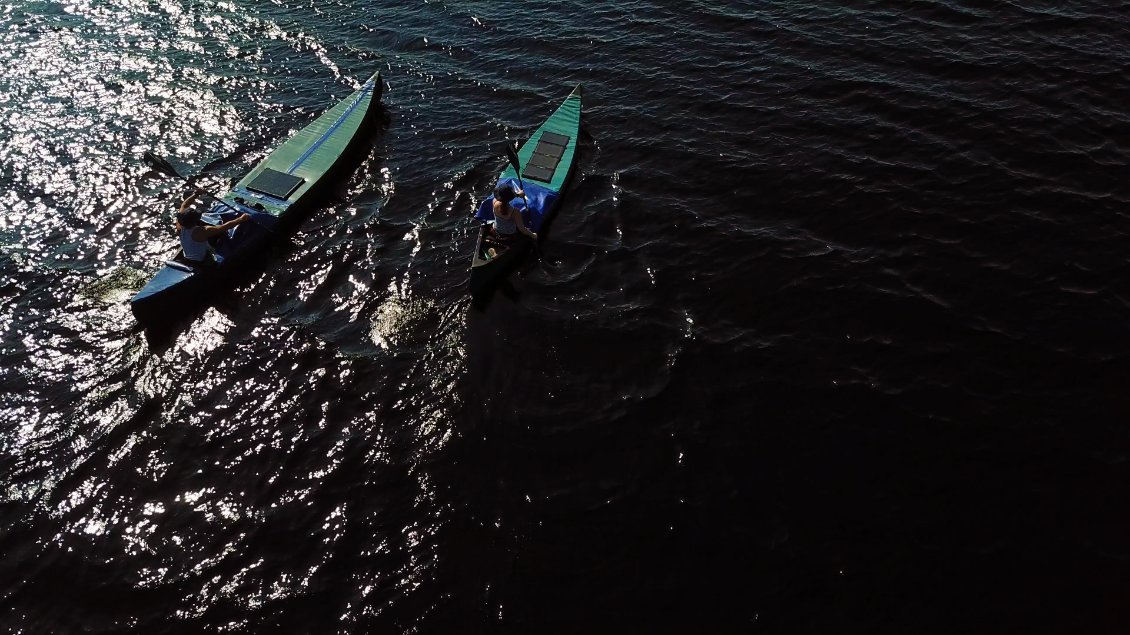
[175,189,250,263]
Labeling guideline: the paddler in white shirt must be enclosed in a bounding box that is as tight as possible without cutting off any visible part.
[174,189,250,264]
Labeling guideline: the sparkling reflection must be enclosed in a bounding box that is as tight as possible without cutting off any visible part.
[5,1,466,631]
[369,279,436,350]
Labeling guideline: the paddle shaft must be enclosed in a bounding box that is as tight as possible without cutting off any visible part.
[144,152,265,228]
[504,143,544,260]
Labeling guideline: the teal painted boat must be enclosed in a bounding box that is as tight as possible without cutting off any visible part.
[131,71,382,322]
[470,86,583,295]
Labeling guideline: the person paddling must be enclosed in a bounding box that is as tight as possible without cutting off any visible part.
[491,184,537,242]
[175,190,250,263]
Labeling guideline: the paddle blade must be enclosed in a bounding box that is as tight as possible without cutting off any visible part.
[143,151,184,180]
[505,142,522,174]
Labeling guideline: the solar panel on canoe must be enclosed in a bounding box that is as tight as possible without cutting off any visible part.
[522,133,570,183]
[246,168,305,199]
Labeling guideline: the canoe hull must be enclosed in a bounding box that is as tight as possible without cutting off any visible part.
[129,220,273,323]
[469,232,533,296]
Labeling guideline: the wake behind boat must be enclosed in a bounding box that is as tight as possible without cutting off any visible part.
[469,85,583,296]
[131,71,382,323]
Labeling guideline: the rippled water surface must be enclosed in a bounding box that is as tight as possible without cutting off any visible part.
[4,1,1130,632]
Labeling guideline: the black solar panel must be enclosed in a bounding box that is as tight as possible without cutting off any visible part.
[540,132,570,147]
[522,133,570,183]
[246,168,305,199]
[523,164,556,182]
[529,151,560,171]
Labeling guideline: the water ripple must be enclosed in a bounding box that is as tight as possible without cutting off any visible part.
[5,0,1130,632]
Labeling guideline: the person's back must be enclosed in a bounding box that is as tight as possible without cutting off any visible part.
[174,189,250,263]
[493,204,518,235]
[179,217,211,262]
[491,184,535,241]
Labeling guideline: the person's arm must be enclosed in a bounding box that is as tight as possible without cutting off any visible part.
[195,213,251,238]
[512,205,537,239]
[513,190,537,239]
[179,190,201,213]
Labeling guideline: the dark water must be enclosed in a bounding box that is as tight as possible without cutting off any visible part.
[4,0,1130,632]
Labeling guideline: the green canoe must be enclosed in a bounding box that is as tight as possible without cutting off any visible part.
[469,85,583,294]
[131,71,382,322]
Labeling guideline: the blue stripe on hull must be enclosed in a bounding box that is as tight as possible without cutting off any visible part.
[287,77,377,174]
